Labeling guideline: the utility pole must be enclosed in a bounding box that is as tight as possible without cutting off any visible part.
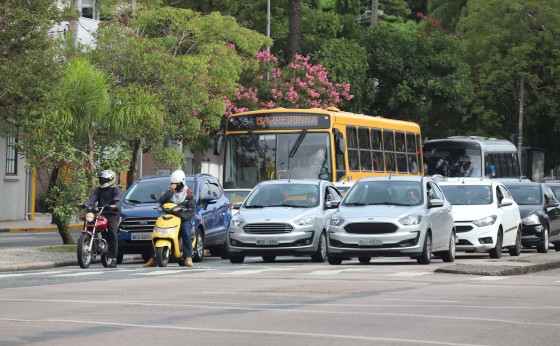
[517,76,525,165]
[371,0,379,26]
[73,0,82,48]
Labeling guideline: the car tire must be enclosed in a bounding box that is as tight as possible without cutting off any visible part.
[417,232,432,265]
[310,232,327,262]
[441,232,456,263]
[229,255,245,264]
[554,241,560,252]
[537,226,549,253]
[192,228,205,262]
[220,243,229,259]
[116,252,124,264]
[508,226,522,256]
[262,255,276,262]
[328,256,343,265]
[358,257,371,264]
[489,231,503,259]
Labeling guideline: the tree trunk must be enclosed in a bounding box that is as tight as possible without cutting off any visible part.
[53,213,74,245]
[48,166,60,225]
[127,139,141,188]
[192,151,202,175]
[287,0,302,62]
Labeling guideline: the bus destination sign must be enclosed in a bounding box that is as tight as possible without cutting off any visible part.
[227,113,331,131]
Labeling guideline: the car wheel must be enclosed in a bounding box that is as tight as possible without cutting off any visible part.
[116,252,124,264]
[537,226,549,253]
[192,228,205,262]
[358,257,371,264]
[328,256,343,265]
[417,232,432,265]
[311,232,327,262]
[229,255,245,264]
[262,255,276,262]
[489,231,503,259]
[141,253,151,263]
[508,226,521,256]
[220,243,229,259]
[441,232,456,263]
[554,242,560,252]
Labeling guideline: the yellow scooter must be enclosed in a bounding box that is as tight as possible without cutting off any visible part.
[150,194,193,267]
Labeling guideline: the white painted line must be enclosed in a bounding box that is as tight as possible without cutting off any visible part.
[131,270,184,276]
[387,272,431,277]
[0,273,27,278]
[224,269,268,275]
[470,276,511,281]
[53,271,104,277]
[308,270,342,275]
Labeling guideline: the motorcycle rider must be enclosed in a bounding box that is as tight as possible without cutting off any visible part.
[144,169,195,268]
[82,170,122,268]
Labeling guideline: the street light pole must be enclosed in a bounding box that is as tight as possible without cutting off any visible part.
[267,0,271,53]
[73,0,82,48]
[518,76,525,167]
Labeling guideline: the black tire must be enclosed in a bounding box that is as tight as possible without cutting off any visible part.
[141,253,151,262]
[192,228,205,262]
[358,257,371,263]
[509,226,522,256]
[77,233,92,269]
[101,253,112,268]
[262,255,276,262]
[220,243,229,260]
[155,246,170,267]
[554,242,560,252]
[489,231,503,259]
[328,256,343,265]
[229,255,245,263]
[417,232,432,265]
[537,226,549,253]
[116,252,124,264]
[441,232,456,263]
[311,232,327,262]
[209,248,221,256]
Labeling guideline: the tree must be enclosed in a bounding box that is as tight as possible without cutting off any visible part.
[427,0,467,33]
[287,0,302,61]
[459,0,560,168]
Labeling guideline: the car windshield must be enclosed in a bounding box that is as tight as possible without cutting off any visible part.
[342,180,422,206]
[506,185,542,205]
[244,183,319,208]
[440,185,493,205]
[123,179,195,203]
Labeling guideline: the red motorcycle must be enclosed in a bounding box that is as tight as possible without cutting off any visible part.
[77,205,114,269]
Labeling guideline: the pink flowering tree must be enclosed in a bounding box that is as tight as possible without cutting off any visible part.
[225,51,353,116]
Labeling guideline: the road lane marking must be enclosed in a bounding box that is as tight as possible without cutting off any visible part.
[52,271,104,277]
[469,276,511,281]
[387,272,432,277]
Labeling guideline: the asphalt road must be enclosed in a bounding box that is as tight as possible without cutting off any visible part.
[1,256,560,346]
[0,230,82,248]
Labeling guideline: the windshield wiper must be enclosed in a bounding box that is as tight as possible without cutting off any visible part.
[124,199,142,204]
[345,202,366,206]
[279,203,307,208]
[245,204,265,208]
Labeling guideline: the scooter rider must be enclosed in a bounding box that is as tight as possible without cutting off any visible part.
[144,169,195,268]
[82,170,122,268]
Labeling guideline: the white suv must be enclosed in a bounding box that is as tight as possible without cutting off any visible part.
[438,178,521,258]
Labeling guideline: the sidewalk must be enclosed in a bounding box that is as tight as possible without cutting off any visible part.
[0,213,82,233]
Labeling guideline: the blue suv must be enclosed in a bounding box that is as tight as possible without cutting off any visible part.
[117,174,232,263]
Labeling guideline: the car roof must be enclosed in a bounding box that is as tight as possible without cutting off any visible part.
[224,188,253,191]
[257,179,328,186]
[437,177,501,186]
[355,176,426,183]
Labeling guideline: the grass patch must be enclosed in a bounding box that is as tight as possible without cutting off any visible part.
[41,245,77,253]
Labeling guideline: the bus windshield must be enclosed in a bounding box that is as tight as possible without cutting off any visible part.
[223,132,331,189]
[424,147,482,177]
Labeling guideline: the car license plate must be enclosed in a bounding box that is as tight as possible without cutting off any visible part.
[131,232,152,241]
[256,239,278,245]
[358,239,382,246]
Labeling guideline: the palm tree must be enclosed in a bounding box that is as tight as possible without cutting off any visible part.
[427,0,468,33]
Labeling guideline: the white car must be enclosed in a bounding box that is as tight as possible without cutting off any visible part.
[328,176,456,265]
[438,178,521,258]
[227,179,342,263]
[333,181,356,197]
[224,188,252,216]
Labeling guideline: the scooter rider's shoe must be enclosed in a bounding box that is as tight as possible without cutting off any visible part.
[143,258,157,268]
[184,257,193,267]
[108,259,117,268]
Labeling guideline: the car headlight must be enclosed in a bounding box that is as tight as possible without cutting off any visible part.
[522,213,540,225]
[231,215,245,228]
[329,214,345,226]
[155,226,175,235]
[473,215,497,227]
[294,215,316,226]
[399,215,422,226]
[85,212,95,222]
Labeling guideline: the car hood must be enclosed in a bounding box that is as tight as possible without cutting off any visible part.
[337,205,425,221]
[121,202,160,217]
[450,205,496,222]
[518,205,541,219]
[238,207,320,223]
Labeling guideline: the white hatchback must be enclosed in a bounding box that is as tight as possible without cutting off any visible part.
[438,178,522,258]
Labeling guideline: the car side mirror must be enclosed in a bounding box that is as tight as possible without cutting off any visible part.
[327,200,340,209]
[428,198,444,208]
[547,200,560,208]
[233,202,242,210]
[499,197,514,207]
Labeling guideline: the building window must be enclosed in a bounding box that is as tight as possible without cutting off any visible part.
[6,135,17,175]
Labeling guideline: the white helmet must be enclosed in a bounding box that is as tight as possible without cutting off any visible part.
[170,170,186,184]
[98,170,116,189]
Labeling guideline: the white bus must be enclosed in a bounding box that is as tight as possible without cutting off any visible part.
[423,136,521,178]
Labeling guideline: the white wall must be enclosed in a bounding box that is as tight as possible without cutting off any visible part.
[0,137,29,221]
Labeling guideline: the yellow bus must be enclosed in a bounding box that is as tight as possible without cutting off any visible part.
[214,107,423,189]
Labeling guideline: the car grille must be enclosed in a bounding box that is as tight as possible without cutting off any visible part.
[243,223,293,234]
[456,225,473,233]
[344,222,398,234]
[119,217,157,233]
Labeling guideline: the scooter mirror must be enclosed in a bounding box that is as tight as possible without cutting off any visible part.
[150,193,158,201]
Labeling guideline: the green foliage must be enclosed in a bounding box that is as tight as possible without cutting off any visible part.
[152,147,186,169]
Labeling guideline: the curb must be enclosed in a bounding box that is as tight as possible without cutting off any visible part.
[0,255,143,272]
[0,224,82,233]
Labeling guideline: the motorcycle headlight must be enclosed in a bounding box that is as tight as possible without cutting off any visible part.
[294,215,316,226]
[231,215,245,228]
[155,226,175,235]
[399,215,422,226]
[522,213,540,225]
[85,212,95,222]
[329,213,345,226]
[473,215,497,227]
